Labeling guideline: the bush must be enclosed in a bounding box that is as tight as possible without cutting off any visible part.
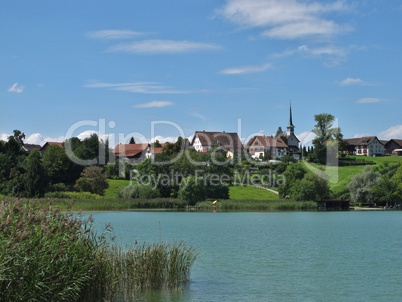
[75,166,108,196]
[44,191,102,199]
[119,184,161,199]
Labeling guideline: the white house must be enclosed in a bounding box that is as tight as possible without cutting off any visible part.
[246,135,288,159]
[344,136,384,156]
[190,131,243,158]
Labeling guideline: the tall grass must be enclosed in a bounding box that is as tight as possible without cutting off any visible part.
[197,199,317,211]
[0,199,197,302]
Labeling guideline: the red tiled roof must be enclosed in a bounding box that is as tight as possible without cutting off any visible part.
[150,147,163,154]
[247,135,288,148]
[112,144,149,158]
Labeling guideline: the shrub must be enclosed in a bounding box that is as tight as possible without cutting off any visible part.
[44,191,102,199]
[75,166,108,196]
[119,184,161,199]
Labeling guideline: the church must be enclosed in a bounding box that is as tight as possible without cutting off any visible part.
[246,104,300,160]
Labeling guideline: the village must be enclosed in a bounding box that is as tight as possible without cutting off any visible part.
[20,105,402,164]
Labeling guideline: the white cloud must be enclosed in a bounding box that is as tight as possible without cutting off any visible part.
[86,29,143,40]
[24,133,65,146]
[8,82,25,93]
[219,63,271,75]
[188,112,207,121]
[298,131,316,147]
[134,101,174,108]
[107,40,221,54]
[218,0,352,40]
[356,98,385,104]
[84,81,189,94]
[379,125,402,140]
[272,44,348,65]
[149,136,180,144]
[0,133,10,141]
[339,77,367,86]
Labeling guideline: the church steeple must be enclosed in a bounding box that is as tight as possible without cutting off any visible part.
[287,101,294,136]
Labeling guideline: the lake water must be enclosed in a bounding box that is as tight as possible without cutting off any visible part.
[92,211,402,301]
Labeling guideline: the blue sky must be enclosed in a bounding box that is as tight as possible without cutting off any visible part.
[2,0,402,147]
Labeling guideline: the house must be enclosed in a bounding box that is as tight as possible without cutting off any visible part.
[190,131,243,158]
[344,136,384,156]
[112,143,149,163]
[146,146,164,159]
[384,139,402,155]
[22,144,41,153]
[246,135,288,159]
[40,141,63,153]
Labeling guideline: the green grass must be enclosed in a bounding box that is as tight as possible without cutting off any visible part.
[40,198,187,212]
[302,156,402,194]
[197,199,316,211]
[104,179,131,198]
[229,185,279,200]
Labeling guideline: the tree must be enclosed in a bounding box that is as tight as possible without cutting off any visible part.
[75,166,108,196]
[348,166,380,205]
[42,145,74,185]
[23,150,47,197]
[129,137,136,144]
[311,113,343,164]
[275,127,284,137]
[371,177,401,206]
[178,176,206,205]
[153,140,162,148]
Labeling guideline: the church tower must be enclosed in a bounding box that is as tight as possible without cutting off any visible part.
[286,102,295,136]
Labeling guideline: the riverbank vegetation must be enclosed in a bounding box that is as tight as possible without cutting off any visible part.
[2,128,402,210]
[0,199,197,301]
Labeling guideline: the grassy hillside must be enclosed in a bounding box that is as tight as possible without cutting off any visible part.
[302,156,402,194]
[229,185,280,200]
[104,179,131,198]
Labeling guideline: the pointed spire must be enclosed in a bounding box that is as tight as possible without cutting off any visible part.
[287,101,295,136]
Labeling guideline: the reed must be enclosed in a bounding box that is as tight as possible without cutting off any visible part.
[197,199,317,211]
[0,199,197,302]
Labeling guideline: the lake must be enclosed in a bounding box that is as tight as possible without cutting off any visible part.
[92,211,402,301]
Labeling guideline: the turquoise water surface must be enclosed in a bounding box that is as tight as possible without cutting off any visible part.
[92,211,402,301]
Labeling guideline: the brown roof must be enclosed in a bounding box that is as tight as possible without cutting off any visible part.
[385,139,402,148]
[23,144,42,153]
[247,136,288,148]
[344,136,379,146]
[191,131,243,153]
[150,147,163,154]
[112,143,149,158]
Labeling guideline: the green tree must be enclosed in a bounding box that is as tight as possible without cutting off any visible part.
[42,145,74,185]
[178,176,206,205]
[129,137,136,144]
[23,150,47,197]
[372,177,401,206]
[311,113,343,164]
[75,166,108,196]
[289,172,330,201]
[348,166,380,205]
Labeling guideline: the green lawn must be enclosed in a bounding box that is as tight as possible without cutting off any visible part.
[229,185,280,200]
[302,156,402,194]
[104,179,131,198]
